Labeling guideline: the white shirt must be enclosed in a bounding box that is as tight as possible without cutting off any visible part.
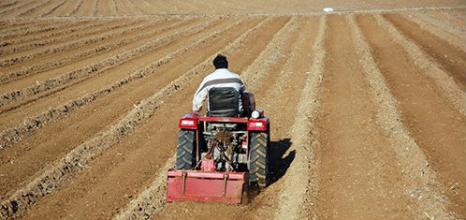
[192,68,244,112]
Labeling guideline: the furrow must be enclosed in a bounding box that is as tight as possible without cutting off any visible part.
[50,0,81,16]
[0,20,198,111]
[29,0,65,17]
[0,1,17,11]
[0,17,244,202]
[273,16,326,220]
[349,15,456,220]
[96,0,109,16]
[0,17,251,219]
[357,14,466,217]
[0,20,92,44]
[127,0,146,15]
[41,0,67,17]
[0,19,178,85]
[143,0,171,12]
[0,1,18,18]
[113,155,175,220]
[0,0,39,17]
[0,19,217,149]
[113,17,291,220]
[0,20,145,86]
[256,16,319,183]
[311,15,417,220]
[0,19,145,68]
[74,0,95,16]
[0,19,66,36]
[241,17,299,88]
[93,0,100,16]
[112,0,119,16]
[107,0,118,16]
[383,14,466,90]
[0,19,74,41]
[115,0,134,16]
[406,13,466,51]
[437,9,466,25]
[438,9,466,28]
[418,11,466,36]
[0,20,122,56]
[374,14,465,115]
[171,0,197,13]
[0,20,44,35]
[138,0,158,14]
[69,0,83,16]
[17,0,53,17]
[29,0,66,17]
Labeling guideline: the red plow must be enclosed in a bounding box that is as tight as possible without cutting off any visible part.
[167,168,248,204]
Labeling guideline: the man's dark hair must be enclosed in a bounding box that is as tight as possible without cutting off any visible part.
[213,54,228,69]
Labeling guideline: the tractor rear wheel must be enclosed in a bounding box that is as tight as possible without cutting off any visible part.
[249,132,269,189]
[176,130,196,170]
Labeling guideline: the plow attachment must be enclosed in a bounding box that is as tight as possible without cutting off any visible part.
[167,169,248,204]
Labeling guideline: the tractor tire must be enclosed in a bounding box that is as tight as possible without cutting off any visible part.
[249,132,269,189]
[176,130,196,170]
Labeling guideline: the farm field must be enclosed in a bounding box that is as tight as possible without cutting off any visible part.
[0,0,465,219]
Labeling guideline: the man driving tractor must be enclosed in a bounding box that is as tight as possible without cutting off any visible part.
[192,54,246,117]
[167,54,269,204]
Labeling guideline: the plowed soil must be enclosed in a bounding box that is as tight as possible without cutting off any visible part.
[0,1,464,220]
[315,16,414,220]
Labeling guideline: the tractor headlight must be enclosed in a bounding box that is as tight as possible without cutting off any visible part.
[251,110,260,119]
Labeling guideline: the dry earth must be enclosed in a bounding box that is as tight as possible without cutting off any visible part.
[0,0,465,220]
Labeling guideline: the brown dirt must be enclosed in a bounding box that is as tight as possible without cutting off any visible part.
[0,19,76,42]
[0,1,464,219]
[48,0,80,16]
[74,0,95,17]
[0,0,464,16]
[0,20,141,68]
[358,14,466,216]
[384,14,466,90]
[314,15,415,220]
[0,18,218,133]
[0,19,186,86]
[0,19,186,100]
[1,0,40,17]
[0,17,238,196]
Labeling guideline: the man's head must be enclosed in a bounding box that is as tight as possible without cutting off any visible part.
[213,54,228,69]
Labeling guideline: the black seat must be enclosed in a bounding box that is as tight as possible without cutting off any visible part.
[207,87,239,117]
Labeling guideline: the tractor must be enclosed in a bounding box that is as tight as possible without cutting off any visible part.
[167,88,270,204]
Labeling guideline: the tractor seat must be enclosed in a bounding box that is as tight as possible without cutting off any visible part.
[207,87,240,117]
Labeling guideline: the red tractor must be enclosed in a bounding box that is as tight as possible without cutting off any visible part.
[167,89,270,204]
